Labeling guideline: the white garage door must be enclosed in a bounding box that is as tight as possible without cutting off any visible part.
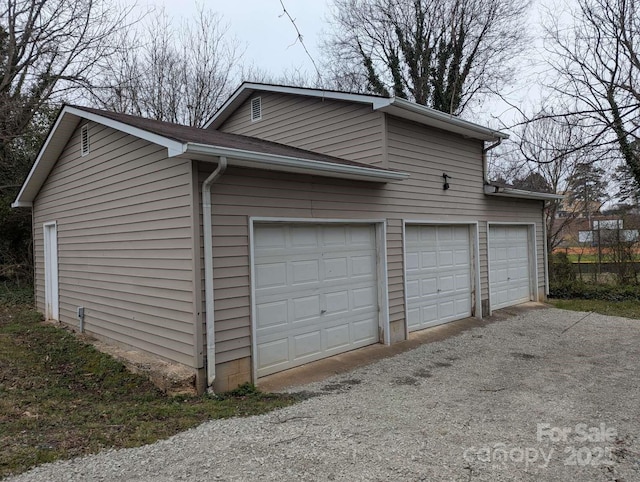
[405,225,472,332]
[253,223,379,377]
[489,225,532,310]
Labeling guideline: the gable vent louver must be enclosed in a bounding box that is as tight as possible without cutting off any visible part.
[81,124,90,156]
[250,97,262,121]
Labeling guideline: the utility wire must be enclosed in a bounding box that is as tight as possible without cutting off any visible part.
[278,0,323,85]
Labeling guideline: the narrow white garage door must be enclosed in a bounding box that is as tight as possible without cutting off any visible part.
[489,225,532,310]
[253,223,379,377]
[405,225,472,332]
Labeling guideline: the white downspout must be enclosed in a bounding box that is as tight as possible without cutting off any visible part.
[543,201,550,297]
[202,156,227,390]
[482,138,502,183]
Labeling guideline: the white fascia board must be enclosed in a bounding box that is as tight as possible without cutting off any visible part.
[483,184,564,201]
[205,82,508,142]
[205,82,392,129]
[12,106,188,206]
[12,107,75,207]
[185,142,409,182]
[64,107,186,156]
[233,83,391,107]
[381,98,509,141]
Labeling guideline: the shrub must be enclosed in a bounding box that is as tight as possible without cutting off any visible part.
[550,280,640,301]
[549,252,576,284]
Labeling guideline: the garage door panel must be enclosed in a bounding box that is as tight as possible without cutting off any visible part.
[350,225,375,244]
[254,225,286,248]
[255,262,286,288]
[405,225,472,332]
[322,226,347,245]
[439,300,455,317]
[324,257,348,279]
[406,279,420,298]
[291,225,318,246]
[406,252,420,270]
[421,305,438,324]
[439,274,455,292]
[421,252,437,268]
[326,291,349,314]
[292,295,321,322]
[454,272,471,289]
[352,317,378,341]
[407,307,420,327]
[254,223,379,377]
[256,300,287,328]
[258,338,289,371]
[352,255,376,276]
[420,277,437,296]
[326,324,351,350]
[293,331,322,359]
[352,286,377,309]
[454,249,470,266]
[291,260,319,285]
[489,225,532,310]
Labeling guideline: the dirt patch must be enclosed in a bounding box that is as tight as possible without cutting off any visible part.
[321,378,362,392]
[510,352,537,360]
[89,339,197,396]
[413,368,433,378]
[392,376,420,386]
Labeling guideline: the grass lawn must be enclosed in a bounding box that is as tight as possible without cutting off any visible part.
[0,286,304,478]
[548,298,640,320]
[565,253,599,263]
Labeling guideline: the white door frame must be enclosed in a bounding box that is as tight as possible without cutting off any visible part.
[43,221,59,321]
[402,220,482,337]
[248,217,389,382]
[486,222,538,316]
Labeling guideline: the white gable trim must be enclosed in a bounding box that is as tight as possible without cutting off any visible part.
[13,106,409,207]
[205,82,508,141]
[65,107,186,156]
[205,83,391,130]
[12,106,186,207]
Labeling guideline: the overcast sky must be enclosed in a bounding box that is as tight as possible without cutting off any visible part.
[149,0,557,130]
[158,0,327,75]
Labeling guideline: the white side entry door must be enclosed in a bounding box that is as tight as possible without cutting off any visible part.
[43,222,59,321]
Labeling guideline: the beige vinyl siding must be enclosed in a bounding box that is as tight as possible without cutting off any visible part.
[201,115,545,371]
[217,92,386,165]
[33,122,197,368]
[198,165,408,369]
[384,115,546,301]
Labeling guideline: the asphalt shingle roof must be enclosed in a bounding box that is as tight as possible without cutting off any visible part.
[71,105,393,172]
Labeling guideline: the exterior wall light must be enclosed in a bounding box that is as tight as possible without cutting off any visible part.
[443,173,451,190]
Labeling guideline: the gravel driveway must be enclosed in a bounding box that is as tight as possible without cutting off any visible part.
[7,306,640,481]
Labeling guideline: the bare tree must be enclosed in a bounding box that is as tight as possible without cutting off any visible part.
[0,0,135,170]
[493,111,606,253]
[324,0,531,114]
[0,0,136,281]
[544,0,640,186]
[90,6,241,128]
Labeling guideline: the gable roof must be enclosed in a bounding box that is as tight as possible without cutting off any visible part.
[12,105,409,207]
[205,82,509,142]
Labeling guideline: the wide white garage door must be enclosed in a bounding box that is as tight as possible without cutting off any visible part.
[405,225,472,332]
[489,225,532,310]
[253,223,379,377]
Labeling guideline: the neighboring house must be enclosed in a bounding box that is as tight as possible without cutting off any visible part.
[12,83,562,393]
[554,215,640,248]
